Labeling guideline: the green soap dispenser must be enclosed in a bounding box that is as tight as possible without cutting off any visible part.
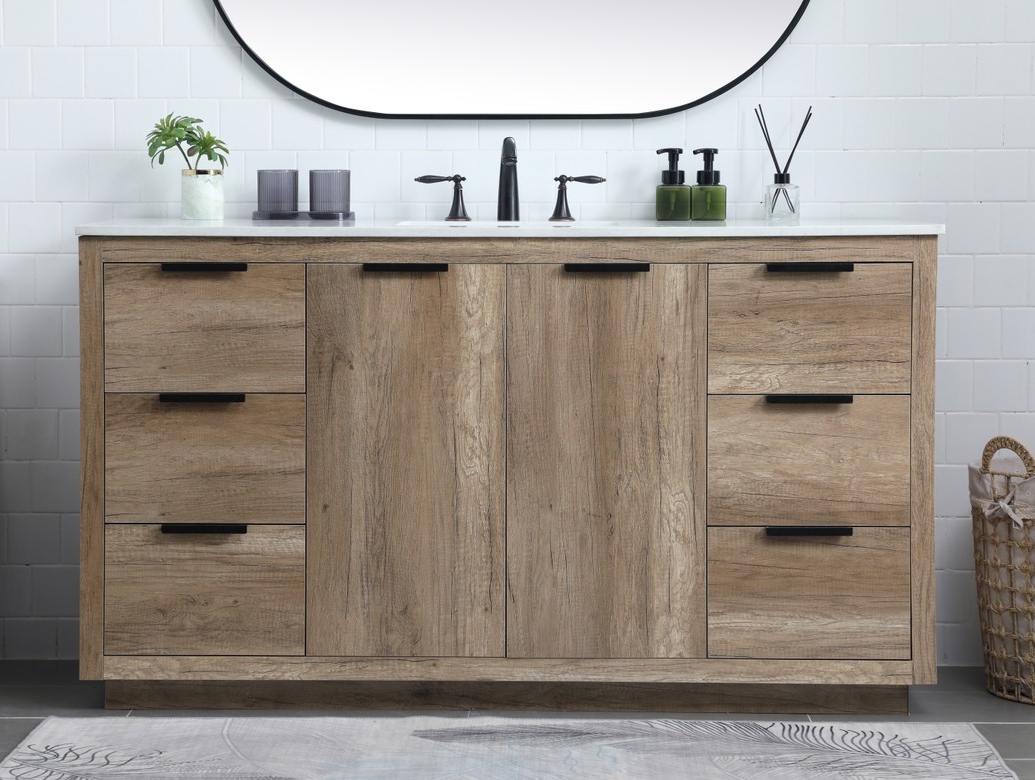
[655,148,691,221]
[691,148,726,221]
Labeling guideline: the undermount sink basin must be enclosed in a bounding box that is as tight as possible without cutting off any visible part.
[395,220,624,228]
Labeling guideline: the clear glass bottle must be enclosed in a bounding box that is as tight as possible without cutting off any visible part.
[765,173,800,225]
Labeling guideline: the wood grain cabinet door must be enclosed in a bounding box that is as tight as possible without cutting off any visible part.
[307,263,506,658]
[708,527,911,660]
[105,524,305,656]
[708,395,911,526]
[708,262,912,394]
[104,263,305,393]
[506,264,706,659]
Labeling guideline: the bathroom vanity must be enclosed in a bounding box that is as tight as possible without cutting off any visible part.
[78,219,941,712]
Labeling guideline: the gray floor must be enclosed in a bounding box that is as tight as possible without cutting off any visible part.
[1,664,1034,778]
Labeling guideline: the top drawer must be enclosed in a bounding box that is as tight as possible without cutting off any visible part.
[708,262,912,394]
[104,263,305,393]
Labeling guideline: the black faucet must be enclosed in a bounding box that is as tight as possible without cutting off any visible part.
[497,137,519,221]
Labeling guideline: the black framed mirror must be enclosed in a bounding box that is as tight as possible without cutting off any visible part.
[215,0,811,119]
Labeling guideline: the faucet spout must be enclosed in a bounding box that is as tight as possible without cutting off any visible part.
[497,136,519,221]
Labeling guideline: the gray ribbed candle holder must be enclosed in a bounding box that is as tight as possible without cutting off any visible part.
[253,169,299,219]
[309,169,354,220]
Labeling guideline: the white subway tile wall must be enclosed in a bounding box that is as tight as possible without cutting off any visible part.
[0,0,1031,663]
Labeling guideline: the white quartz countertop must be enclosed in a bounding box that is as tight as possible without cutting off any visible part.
[77,217,945,239]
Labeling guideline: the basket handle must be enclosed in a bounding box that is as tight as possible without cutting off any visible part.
[980,436,1035,477]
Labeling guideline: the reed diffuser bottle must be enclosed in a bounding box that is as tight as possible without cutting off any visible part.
[755,104,812,225]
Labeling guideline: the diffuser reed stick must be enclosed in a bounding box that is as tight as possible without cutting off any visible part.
[756,104,812,215]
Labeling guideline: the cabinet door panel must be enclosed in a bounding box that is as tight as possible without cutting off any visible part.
[104,263,305,393]
[708,395,911,526]
[105,524,305,656]
[307,264,505,657]
[105,393,305,524]
[708,263,912,394]
[708,527,911,660]
[506,264,706,659]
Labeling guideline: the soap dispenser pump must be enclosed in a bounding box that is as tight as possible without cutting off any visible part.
[655,148,691,221]
[691,148,726,221]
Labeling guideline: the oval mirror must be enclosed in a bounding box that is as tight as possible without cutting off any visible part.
[215,0,810,119]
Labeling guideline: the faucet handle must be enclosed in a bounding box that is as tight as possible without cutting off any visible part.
[415,174,470,221]
[550,174,606,222]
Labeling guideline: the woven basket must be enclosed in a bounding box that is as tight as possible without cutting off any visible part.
[973,435,1035,703]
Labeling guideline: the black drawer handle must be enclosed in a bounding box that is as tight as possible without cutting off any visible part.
[362,263,448,272]
[160,262,248,272]
[765,262,855,273]
[563,263,650,273]
[765,394,854,405]
[160,524,248,535]
[766,526,854,537]
[158,393,246,404]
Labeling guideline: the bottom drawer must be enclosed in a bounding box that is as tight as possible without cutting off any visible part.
[104,524,305,656]
[707,527,910,660]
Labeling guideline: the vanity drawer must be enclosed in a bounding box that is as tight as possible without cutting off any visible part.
[707,526,911,660]
[104,524,305,656]
[104,263,305,392]
[708,262,912,394]
[708,394,910,526]
[105,393,305,524]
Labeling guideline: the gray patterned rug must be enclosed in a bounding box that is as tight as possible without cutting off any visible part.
[0,716,1017,779]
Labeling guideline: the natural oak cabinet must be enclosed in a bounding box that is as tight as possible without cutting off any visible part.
[506,264,705,659]
[307,263,506,658]
[79,229,937,713]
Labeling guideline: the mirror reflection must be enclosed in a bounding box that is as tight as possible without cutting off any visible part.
[216,0,810,118]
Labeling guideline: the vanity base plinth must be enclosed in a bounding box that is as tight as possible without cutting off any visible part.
[104,681,908,714]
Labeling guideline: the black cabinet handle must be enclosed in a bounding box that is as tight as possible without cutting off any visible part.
[160,524,248,535]
[158,393,246,403]
[765,394,854,405]
[362,263,448,272]
[161,262,248,272]
[765,262,854,273]
[765,526,854,537]
[563,263,650,273]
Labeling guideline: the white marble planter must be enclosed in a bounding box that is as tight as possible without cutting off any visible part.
[181,169,224,220]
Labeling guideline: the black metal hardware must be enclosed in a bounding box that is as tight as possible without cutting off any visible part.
[498,136,519,221]
[765,262,855,273]
[160,262,248,272]
[158,393,246,403]
[362,263,448,273]
[765,526,854,537]
[765,394,854,405]
[563,263,650,273]
[415,174,470,221]
[549,174,606,222]
[160,523,248,534]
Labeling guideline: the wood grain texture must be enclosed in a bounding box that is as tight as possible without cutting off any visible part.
[708,527,911,660]
[506,264,705,659]
[104,524,305,656]
[912,236,938,683]
[104,680,906,714]
[307,264,505,658]
[103,263,305,392]
[104,393,305,524]
[78,237,105,680]
[708,395,911,526]
[708,263,913,394]
[101,655,915,685]
[95,235,921,266]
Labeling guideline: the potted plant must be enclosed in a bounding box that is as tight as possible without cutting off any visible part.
[146,113,230,220]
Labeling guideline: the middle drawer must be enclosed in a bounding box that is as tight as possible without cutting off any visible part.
[708,395,910,526]
[105,393,305,524]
